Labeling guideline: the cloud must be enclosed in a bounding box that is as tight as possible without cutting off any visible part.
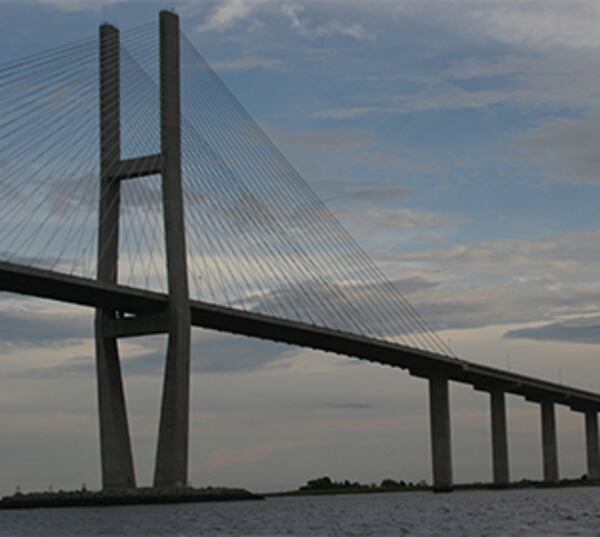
[193,333,298,374]
[324,184,413,204]
[0,309,90,349]
[312,20,372,42]
[339,208,463,232]
[322,402,372,410]
[11,331,298,379]
[398,283,600,333]
[210,56,286,72]
[464,0,600,51]
[187,0,600,122]
[197,0,267,33]
[443,55,528,81]
[504,315,600,345]
[0,252,63,270]
[322,58,600,117]
[311,106,381,120]
[307,76,512,120]
[300,5,600,118]
[268,125,450,198]
[514,116,600,183]
[11,355,94,379]
[281,3,373,41]
[30,0,122,12]
[397,0,600,51]
[274,127,374,151]
[239,277,447,349]
[205,440,307,470]
[377,231,600,331]
[385,233,600,277]
[192,1,600,54]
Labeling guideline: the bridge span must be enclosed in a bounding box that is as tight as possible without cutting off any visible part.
[3,260,600,490]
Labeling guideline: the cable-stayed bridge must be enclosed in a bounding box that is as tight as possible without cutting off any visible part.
[0,11,599,493]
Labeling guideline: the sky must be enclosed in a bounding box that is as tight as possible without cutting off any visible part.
[2,0,600,494]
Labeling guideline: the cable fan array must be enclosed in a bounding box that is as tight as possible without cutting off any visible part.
[0,23,161,285]
[0,21,453,357]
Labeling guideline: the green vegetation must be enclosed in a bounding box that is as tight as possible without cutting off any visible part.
[263,475,600,497]
[258,476,431,496]
[0,487,263,509]
[300,476,428,492]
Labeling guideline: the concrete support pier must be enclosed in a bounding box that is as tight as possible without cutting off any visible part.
[584,410,600,480]
[153,10,192,488]
[489,389,510,486]
[428,376,453,492]
[95,22,136,490]
[540,400,559,483]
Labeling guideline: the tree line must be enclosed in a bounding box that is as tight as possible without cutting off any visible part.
[299,476,428,491]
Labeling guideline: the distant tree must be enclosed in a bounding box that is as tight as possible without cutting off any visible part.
[301,476,419,491]
[302,476,334,490]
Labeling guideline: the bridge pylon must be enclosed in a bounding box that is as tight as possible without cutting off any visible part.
[95,10,191,490]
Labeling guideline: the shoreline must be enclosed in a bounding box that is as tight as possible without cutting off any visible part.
[0,486,263,510]
[3,478,598,509]
[263,477,600,497]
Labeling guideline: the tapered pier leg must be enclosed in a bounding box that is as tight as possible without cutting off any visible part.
[541,400,559,483]
[490,389,510,486]
[154,10,192,488]
[428,376,453,492]
[95,23,135,490]
[584,410,600,480]
[95,323,136,489]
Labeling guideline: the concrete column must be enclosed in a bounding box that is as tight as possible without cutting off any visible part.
[428,376,453,492]
[95,23,135,490]
[489,389,510,486]
[584,410,600,480]
[154,10,192,488]
[541,400,559,483]
[94,328,136,489]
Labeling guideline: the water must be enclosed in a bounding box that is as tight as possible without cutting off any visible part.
[1,487,599,536]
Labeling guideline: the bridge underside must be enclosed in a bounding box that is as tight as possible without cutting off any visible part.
[2,260,599,413]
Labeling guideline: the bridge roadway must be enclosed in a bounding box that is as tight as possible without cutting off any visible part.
[2,260,599,410]
[2,260,600,489]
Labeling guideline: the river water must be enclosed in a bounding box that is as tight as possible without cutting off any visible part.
[0,487,598,536]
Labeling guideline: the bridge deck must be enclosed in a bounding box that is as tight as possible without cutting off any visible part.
[2,261,599,412]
